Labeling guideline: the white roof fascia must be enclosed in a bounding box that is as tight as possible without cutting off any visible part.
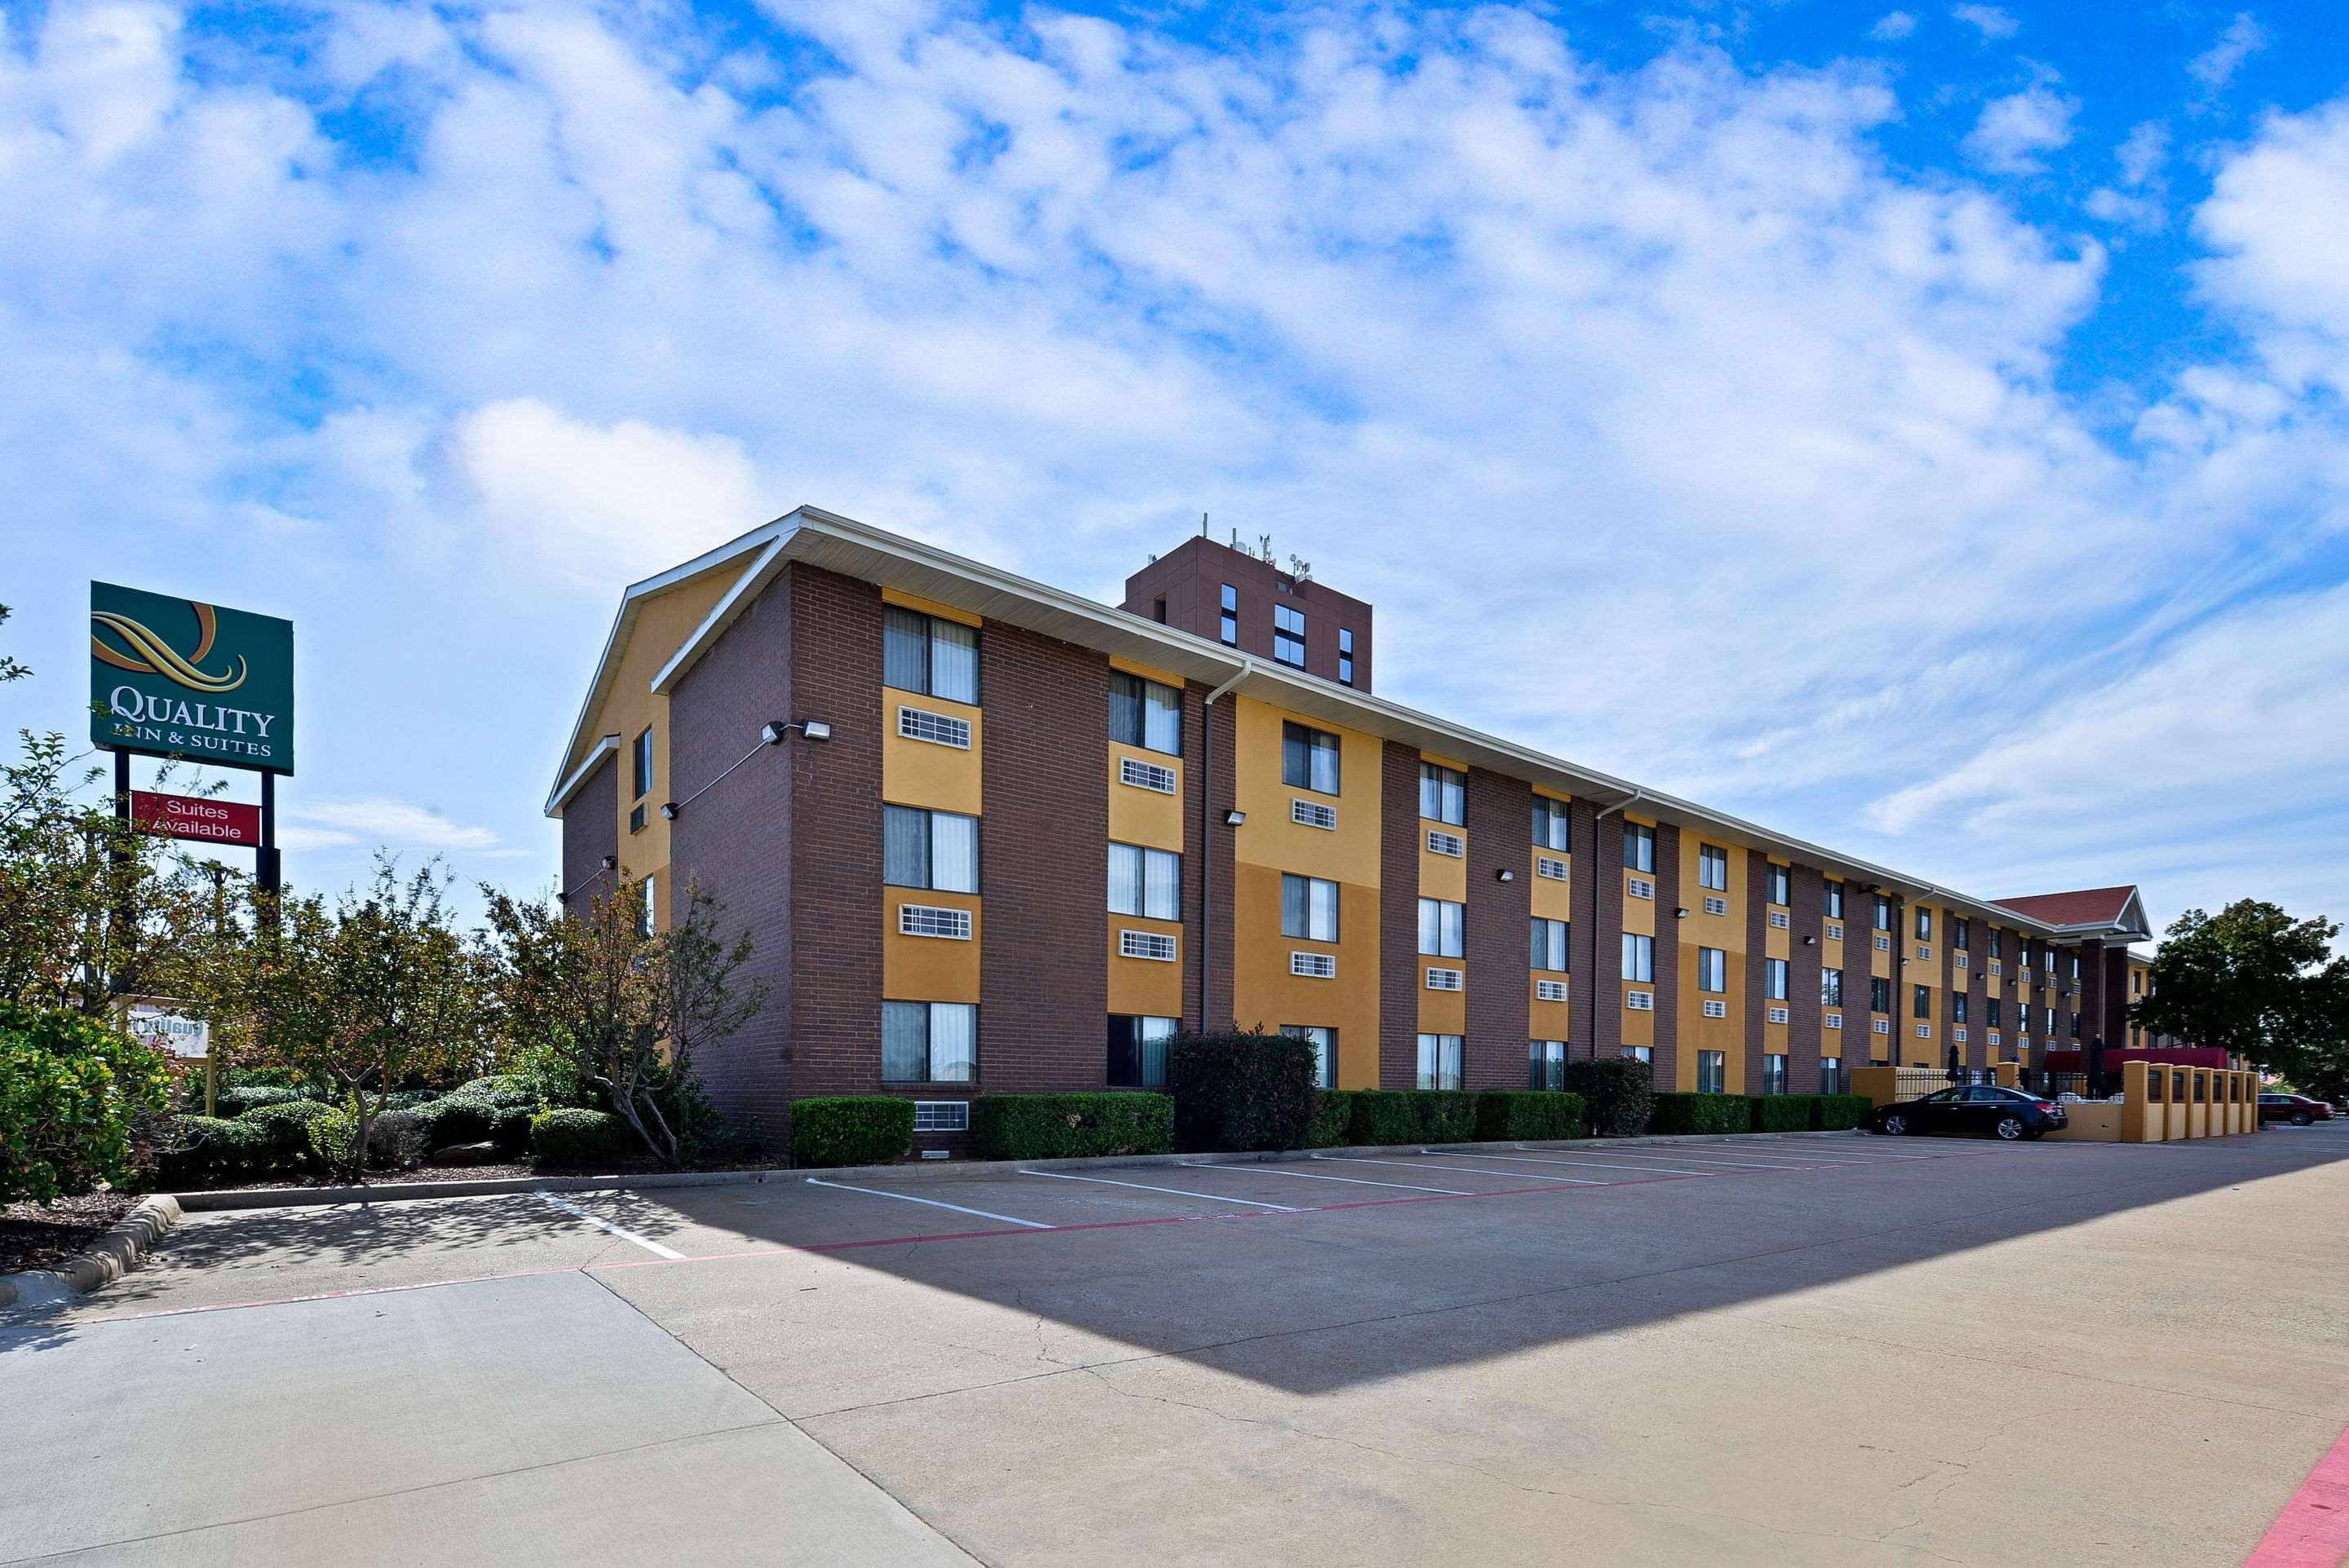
[544,733,621,819]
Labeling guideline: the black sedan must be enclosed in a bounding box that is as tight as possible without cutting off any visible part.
[1869,1085,2068,1141]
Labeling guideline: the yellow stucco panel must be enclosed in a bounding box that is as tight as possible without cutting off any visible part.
[882,889,982,1001]
[1106,917,1184,1018]
[880,585,983,628]
[1230,696,1381,886]
[1529,850,1572,921]
[1417,971,1466,1036]
[1230,863,1381,1088]
[882,687,984,815]
[1417,832,1467,903]
[1529,984,1573,1045]
[1106,742,1184,852]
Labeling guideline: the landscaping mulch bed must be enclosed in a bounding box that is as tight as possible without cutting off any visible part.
[1,1192,137,1276]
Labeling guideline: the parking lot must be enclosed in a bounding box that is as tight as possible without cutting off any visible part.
[8,1127,2349,1566]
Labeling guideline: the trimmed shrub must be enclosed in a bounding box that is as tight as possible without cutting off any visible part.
[791,1097,915,1168]
[1748,1095,1812,1133]
[385,1089,443,1111]
[1306,1090,1358,1148]
[2,1003,175,1202]
[1476,1091,1590,1142]
[1343,1090,1427,1147]
[155,1115,273,1187]
[367,1110,427,1172]
[414,1076,541,1155]
[971,1093,1174,1160]
[1561,1058,1655,1138]
[1648,1092,1752,1135]
[210,1084,312,1117]
[1413,1090,1480,1142]
[530,1108,633,1167]
[1167,1031,1316,1152]
[307,1105,362,1173]
[240,1099,338,1169]
[1812,1093,1874,1132]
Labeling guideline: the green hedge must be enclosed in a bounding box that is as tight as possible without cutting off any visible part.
[1562,1058,1654,1137]
[790,1097,914,1168]
[1812,1093,1873,1131]
[1413,1090,1479,1142]
[240,1099,338,1168]
[1747,1095,1812,1133]
[971,1093,1174,1160]
[1476,1091,1590,1142]
[1648,1092,1751,1135]
[412,1076,539,1155]
[1339,1090,1427,1146]
[531,1108,634,1166]
[156,1115,274,1187]
[1167,1031,1316,1152]
[1305,1090,1356,1147]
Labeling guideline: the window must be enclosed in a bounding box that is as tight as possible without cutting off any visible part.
[1281,722,1341,794]
[629,802,647,835]
[2044,947,2056,973]
[1951,993,1969,1024]
[2069,1011,2081,1039]
[1338,628,1355,687]
[1621,1045,1652,1063]
[883,606,979,704]
[886,806,980,894]
[1912,983,1931,1019]
[1873,896,1892,931]
[1762,1055,1788,1095]
[1219,584,1237,645]
[1623,821,1656,872]
[1914,907,1932,939]
[1416,1033,1463,1090]
[1699,844,1728,890]
[1283,873,1340,943]
[1767,864,1790,906]
[898,903,972,939]
[1281,1025,1335,1088]
[1118,756,1178,794]
[883,1000,977,1083]
[1821,967,1843,1006]
[2070,952,2081,980]
[1528,1039,1567,1090]
[1418,761,1465,825]
[896,705,971,749]
[1621,932,1654,982]
[1698,947,1727,992]
[1107,673,1181,755]
[1118,930,1178,962]
[1766,957,1788,1001]
[1273,603,1307,667]
[1530,917,1569,972]
[1824,880,1845,918]
[1987,997,2003,1028]
[913,1101,970,1133]
[1820,1057,1843,1095]
[1532,796,1570,851]
[631,727,653,801]
[1869,976,1891,1014]
[1953,917,1970,951]
[1108,841,1180,921]
[638,874,656,938]
[1697,1051,1725,1094]
[1418,897,1464,958]
[1991,929,2004,957]
[1106,1014,1174,1088]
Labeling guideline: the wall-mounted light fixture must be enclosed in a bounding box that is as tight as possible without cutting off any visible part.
[1224,810,1246,827]
[1803,934,1817,946]
[1674,907,1690,919]
[665,719,833,821]
[1497,868,1515,882]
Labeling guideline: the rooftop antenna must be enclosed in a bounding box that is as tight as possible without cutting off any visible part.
[1201,511,1208,538]
[1258,532,1273,563]
[1289,554,1312,583]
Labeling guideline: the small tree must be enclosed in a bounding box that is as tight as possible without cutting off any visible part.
[219,858,483,1182]
[2133,900,2349,1081]
[481,877,763,1168]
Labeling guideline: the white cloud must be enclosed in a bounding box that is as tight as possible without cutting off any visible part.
[2087,121,2170,230]
[1965,80,2079,173]
[290,797,502,851]
[2188,13,2267,97]
[1870,12,1918,42]
[1949,4,2020,41]
[2192,97,2349,389]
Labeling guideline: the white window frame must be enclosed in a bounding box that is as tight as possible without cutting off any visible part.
[913,1101,971,1133]
[1424,966,1464,992]
[1117,756,1178,794]
[1426,828,1465,858]
[1291,798,1338,831]
[1534,978,1568,1003]
[1117,929,1179,963]
[896,704,971,749]
[897,903,972,940]
[1536,855,1568,881]
[1290,951,1336,979]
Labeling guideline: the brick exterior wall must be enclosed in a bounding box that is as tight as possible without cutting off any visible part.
[1786,864,1824,1093]
[1883,891,1904,1065]
[559,755,617,907]
[1121,536,1374,692]
[1465,770,1532,1090]
[1574,800,1620,1059]
[668,568,800,1150]
[1652,822,1680,1091]
[1201,689,1238,1031]
[1966,923,1989,1068]
[1937,912,1957,1071]
[1744,849,1769,1093]
[980,624,1111,1090]
[1378,741,1421,1088]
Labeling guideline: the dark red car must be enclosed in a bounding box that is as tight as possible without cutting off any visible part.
[2259,1093,2335,1126]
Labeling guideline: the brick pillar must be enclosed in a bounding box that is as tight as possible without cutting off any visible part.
[1465,770,1532,1090]
[1573,799,1620,1059]
[1744,850,1769,1094]
[1652,822,1681,1091]
[1787,865,1824,1093]
[1198,688,1238,1031]
[1966,928,1989,1069]
[1378,742,1420,1088]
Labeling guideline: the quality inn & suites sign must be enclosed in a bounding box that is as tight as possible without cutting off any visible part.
[91,581,295,775]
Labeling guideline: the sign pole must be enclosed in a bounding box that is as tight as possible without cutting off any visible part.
[259,771,280,902]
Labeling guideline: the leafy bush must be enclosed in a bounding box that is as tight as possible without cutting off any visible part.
[384,1089,443,1111]
[791,1097,915,1168]
[307,1104,363,1173]
[155,1115,274,1188]
[971,1093,1174,1160]
[1812,1093,1874,1131]
[240,1099,338,1169]
[1306,1090,1358,1147]
[0,1001,175,1203]
[1476,1091,1590,1142]
[1413,1090,1480,1142]
[1748,1095,1812,1133]
[209,1084,312,1117]
[412,1075,541,1155]
[530,1107,633,1166]
[1648,1092,1752,1135]
[367,1109,427,1172]
[1343,1090,1430,1146]
[1166,1031,1316,1152]
[1562,1058,1655,1137]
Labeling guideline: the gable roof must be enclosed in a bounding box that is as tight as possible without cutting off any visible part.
[1990,886,2150,939]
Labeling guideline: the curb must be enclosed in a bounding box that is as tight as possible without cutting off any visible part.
[0,1195,183,1310]
[161,1129,1880,1211]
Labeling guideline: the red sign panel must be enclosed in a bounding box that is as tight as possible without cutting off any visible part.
[131,791,261,847]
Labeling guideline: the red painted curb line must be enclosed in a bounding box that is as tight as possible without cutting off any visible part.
[2245,1423,2349,1567]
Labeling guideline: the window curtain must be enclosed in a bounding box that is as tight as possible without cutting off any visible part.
[1286,875,1312,940]
[1108,675,1141,748]
[1308,878,1338,942]
[929,1003,978,1082]
[1109,843,1143,917]
[1143,850,1179,921]
[881,1001,928,1082]
[930,813,977,894]
[882,607,928,692]
[1143,682,1180,753]
[929,620,978,704]
[883,806,928,889]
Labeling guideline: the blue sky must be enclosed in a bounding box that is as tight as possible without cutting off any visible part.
[3,0,2345,942]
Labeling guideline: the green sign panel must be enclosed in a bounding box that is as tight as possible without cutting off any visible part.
[91,581,294,775]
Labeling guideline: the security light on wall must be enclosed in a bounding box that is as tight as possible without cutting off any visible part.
[1803,934,1816,946]
[763,718,833,744]
[1496,868,1515,882]
[599,855,617,871]
[659,802,679,820]
[1224,810,1246,827]
[1674,907,1689,919]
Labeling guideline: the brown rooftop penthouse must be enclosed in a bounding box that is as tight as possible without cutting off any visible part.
[548,506,2174,1155]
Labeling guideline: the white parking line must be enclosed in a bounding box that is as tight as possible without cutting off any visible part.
[1178,1161,1474,1195]
[533,1190,688,1259]
[804,1177,1054,1229]
[1511,1147,1851,1170]
[1316,1155,1604,1185]
[1439,1150,1719,1175]
[1020,1169,1298,1211]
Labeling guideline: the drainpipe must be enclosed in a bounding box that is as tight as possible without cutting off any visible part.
[1586,785,1643,1058]
[1199,659,1253,1032]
